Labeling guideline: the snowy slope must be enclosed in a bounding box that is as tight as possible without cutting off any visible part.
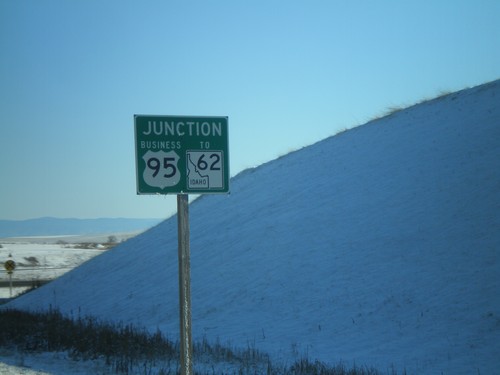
[5,80,500,374]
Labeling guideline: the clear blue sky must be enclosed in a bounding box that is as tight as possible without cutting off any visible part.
[1,0,499,220]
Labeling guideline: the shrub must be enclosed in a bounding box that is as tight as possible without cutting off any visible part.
[0,308,402,374]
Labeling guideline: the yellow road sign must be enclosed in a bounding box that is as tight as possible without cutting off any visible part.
[4,260,16,272]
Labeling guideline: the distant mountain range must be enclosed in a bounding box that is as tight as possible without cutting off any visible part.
[0,217,163,237]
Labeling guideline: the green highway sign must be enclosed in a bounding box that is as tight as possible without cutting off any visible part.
[134,115,229,194]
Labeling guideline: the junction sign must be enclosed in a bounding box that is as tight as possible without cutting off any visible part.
[134,114,229,374]
[134,115,229,194]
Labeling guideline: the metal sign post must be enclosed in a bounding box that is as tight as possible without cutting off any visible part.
[8,272,13,298]
[177,194,192,375]
[134,115,229,375]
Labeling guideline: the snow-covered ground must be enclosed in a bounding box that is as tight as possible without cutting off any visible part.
[0,242,107,299]
[0,349,104,375]
[2,80,500,374]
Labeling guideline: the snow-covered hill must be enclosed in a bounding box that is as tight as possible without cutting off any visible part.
[5,80,500,374]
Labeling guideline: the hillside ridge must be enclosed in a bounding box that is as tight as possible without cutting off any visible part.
[0,217,162,237]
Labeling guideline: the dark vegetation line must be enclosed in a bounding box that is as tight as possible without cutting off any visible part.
[0,308,404,375]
